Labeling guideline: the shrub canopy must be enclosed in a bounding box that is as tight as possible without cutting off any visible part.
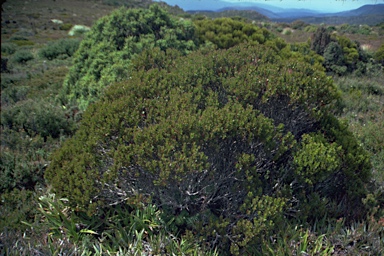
[46,44,371,254]
[62,4,198,110]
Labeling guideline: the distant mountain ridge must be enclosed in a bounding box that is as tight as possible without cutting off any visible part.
[330,4,384,17]
[216,6,323,19]
[183,1,384,25]
[274,4,384,25]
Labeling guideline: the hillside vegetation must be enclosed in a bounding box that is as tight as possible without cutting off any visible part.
[1,1,383,255]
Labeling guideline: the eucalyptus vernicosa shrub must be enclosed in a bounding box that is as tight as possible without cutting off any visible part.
[194,17,275,49]
[46,44,371,254]
[62,4,198,110]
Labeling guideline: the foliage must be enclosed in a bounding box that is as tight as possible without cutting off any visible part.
[194,17,275,49]
[334,74,384,184]
[304,24,318,33]
[62,4,198,110]
[260,226,335,255]
[1,42,17,55]
[310,26,331,55]
[288,42,324,69]
[310,27,377,75]
[38,38,80,60]
[0,71,77,192]
[281,27,293,35]
[323,41,347,75]
[46,44,372,254]
[0,65,71,195]
[336,35,359,68]
[1,66,69,105]
[261,215,384,255]
[1,99,75,140]
[11,49,34,64]
[59,23,73,31]
[330,218,384,255]
[294,133,342,186]
[290,20,308,30]
[0,132,47,193]
[0,2,382,256]
[0,189,39,231]
[338,23,373,35]
[2,193,217,255]
[375,43,384,65]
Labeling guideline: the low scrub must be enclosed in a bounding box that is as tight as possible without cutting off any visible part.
[11,49,34,64]
[1,43,17,55]
[38,38,80,60]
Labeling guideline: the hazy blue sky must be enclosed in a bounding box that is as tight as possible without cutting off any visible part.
[158,0,383,12]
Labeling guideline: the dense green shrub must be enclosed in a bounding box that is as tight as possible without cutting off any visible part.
[0,77,29,102]
[62,4,198,110]
[38,38,80,60]
[46,44,371,254]
[288,42,324,69]
[304,24,318,33]
[11,49,34,64]
[311,28,372,75]
[0,189,38,230]
[375,43,384,65]
[310,26,331,55]
[0,146,45,192]
[1,42,17,55]
[338,24,372,35]
[59,23,73,31]
[324,41,347,75]
[1,99,75,140]
[194,17,275,49]
[0,96,76,193]
[337,35,359,68]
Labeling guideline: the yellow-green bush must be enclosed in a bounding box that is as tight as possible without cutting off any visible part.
[62,4,198,110]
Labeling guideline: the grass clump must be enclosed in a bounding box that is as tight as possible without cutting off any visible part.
[1,194,218,255]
